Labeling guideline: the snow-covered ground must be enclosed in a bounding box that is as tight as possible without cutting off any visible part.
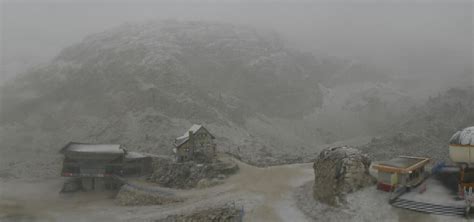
[0,158,469,222]
[295,178,469,222]
[401,176,464,207]
[0,158,312,221]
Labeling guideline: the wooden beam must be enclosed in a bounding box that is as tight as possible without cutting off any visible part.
[372,165,406,173]
[405,158,430,172]
[372,156,430,174]
[398,155,429,160]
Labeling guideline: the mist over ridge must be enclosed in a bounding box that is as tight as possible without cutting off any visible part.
[0,1,473,221]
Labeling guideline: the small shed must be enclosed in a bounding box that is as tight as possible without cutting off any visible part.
[372,156,430,192]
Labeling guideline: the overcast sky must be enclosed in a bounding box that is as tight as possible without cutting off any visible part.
[1,0,472,83]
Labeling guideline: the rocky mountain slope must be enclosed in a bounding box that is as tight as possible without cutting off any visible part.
[360,86,474,161]
[0,21,345,171]
[1,20,466,177]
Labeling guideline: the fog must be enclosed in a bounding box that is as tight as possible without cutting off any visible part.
[2,0,472,91]
[0,1,473,221]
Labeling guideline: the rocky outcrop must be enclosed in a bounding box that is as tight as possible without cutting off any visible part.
[157,206,242,222]
[115,185,182,206]
[148,157,239,189]
[313,146,375,206]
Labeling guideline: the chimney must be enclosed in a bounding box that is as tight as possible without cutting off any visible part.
[188,130,194,141]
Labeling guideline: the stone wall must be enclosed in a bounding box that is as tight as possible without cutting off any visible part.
[115,185,182,206]
[148,158,239,189]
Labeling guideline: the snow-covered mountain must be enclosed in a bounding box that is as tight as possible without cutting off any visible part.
[360,86,474,161]
[0,21,341,167]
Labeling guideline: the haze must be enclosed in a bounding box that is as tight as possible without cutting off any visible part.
[2,0,472,94]
[0,1,473,221]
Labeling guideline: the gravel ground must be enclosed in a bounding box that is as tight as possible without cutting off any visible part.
[0,152,62,180]
[0,158,313,222]
[2,156,466,222]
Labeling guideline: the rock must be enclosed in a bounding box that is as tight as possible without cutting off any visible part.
[196,179,212,188]
[217,174,226,180]
[313,146,375,206]
[115,185,182,206]
[156,205,242,222]
[148,157,238,189]
[196,178,223,189]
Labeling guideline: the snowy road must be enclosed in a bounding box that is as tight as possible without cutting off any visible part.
[0,158,468,222]
[225,159,314,221]
[0,158,314,222]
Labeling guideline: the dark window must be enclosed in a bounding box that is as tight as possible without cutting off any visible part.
[64,165,79,173]
[123,167,140,176]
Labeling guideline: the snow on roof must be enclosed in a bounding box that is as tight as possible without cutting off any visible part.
[175,124,202,141]
[378,157,423,169]
[176,124,203,140]
[174,124,214,147]
[125,151,150,160]
[449,126,474,146]
[373,156,430,173]
[61,142,125,154]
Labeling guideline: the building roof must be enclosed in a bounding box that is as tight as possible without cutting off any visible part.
[379,157,421,168]
[372,156,430,173]
[449,126,474,146]
[60,142,125,154]
[124,151,152,162]
[174,124,215,148]
[125,151,147,159]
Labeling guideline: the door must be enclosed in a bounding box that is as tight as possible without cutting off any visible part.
[391,173,398,186]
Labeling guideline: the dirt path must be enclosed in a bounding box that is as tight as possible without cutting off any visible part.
[119,158,315,221]
[224,159,314,221]
[0,158,315,222]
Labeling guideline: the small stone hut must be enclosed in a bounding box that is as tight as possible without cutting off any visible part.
[173,124,216,163]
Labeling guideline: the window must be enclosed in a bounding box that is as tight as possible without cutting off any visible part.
[378,172,392,183]
[64,166,80,173]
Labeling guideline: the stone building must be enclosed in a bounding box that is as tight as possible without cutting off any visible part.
[173,124,216,163]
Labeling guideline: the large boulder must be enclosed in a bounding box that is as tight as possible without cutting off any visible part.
[313,146,375,206]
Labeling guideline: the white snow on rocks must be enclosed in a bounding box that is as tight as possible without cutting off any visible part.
[449,126,474,145]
